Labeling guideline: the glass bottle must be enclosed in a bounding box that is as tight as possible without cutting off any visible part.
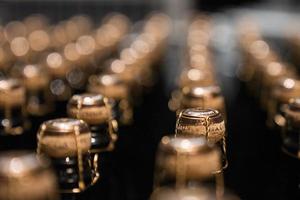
[88,73,132,125]
[0,151,59,200]
[154,136,223,197]
[267,77,300,129]
[0,78,27,135]
[175,108,227,170]
[21,64,53,117]
[37,118,97,195]
[280,98,300,199]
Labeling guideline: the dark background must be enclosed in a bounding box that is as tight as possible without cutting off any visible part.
[0,0,299,200]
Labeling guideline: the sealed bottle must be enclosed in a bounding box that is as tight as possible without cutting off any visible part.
[267,77,300,129]
[175,108,227,170]
[0,151,59,200]
[63,41,92,92]
[154,136,223,197]
[67,93,117,178]
[67,93,119,200]
[67,93,118,153]
[240,38,277,97]
[88,73,133,125]
[0,78,27,135]
[21,64,53,117]
[259,62,295,109]
[37,118,97,195]
[282,98,300,158]
[280,98,300,199]
[45,52,73,110]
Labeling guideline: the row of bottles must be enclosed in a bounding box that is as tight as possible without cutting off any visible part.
[0,12,171,200]
[149,15,235,199]
[238,20,300,199]
[0,13,130,137]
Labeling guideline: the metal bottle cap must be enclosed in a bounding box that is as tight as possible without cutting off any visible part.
[0,78,25,107]
[155,136,221,181]
[37,118,91,158]
[0,151,58,200]
[67,93,110,125]
[176,108,225,143]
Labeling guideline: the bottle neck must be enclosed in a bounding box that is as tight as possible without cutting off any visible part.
[283,121,300,159]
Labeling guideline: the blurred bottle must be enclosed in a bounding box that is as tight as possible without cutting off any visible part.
[0,78,28,136]
[21,64,53,117]
[267,77,300,129]
[280,98,300,199]
[0,151,59,200]
[45,51,73,114]
[37,118,97,199]
[88,73,133,125]
[259,62,296,109]
[154,136,224,198]
[67,93,118,173]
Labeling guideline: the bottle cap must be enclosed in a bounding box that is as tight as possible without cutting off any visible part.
[38,118,91,158]
[68,93,110,125]
[176,108,225,143]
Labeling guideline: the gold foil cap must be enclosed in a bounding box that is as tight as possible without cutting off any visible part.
[88,74,129,99]
[0,78,25,107]
[176,108,225,143]
[67,93,110,124]
[0,151,58,200]
[38,118,91,158]
[156,136,221,180]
